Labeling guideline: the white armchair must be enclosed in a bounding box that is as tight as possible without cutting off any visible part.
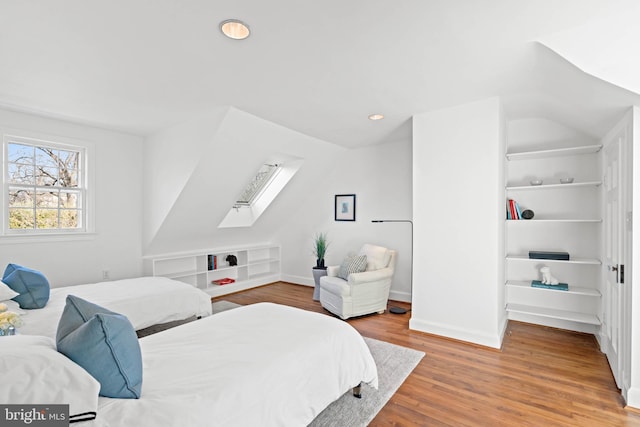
[319,244,397,320]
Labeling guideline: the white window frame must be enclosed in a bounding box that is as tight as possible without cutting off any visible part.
[1,130,95,239]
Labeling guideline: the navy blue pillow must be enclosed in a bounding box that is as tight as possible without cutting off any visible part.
[56,295,143,399]
[3,264,50,309]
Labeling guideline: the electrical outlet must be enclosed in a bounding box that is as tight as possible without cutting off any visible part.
[102,270,110,280]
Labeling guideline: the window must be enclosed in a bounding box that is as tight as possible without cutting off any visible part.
[4,135,87,234]
[219,158,302,228]
[234,163,281,208]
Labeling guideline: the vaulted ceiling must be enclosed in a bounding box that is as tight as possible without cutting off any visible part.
[1,0,639,147]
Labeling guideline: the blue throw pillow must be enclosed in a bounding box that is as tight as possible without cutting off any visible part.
[2,264,50,309]
[56,295,143,399]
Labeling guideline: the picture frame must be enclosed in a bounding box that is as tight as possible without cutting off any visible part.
[335,194,356,221]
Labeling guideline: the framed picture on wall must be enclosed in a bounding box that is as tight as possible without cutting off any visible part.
[335,194,356,221]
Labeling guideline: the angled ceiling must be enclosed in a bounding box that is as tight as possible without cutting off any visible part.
[0,0,639,147]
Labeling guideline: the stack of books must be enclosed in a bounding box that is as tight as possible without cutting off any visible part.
[506,199,523,220]
[528,251,570,260]
[531,280,568,291]
[212,278,235,286]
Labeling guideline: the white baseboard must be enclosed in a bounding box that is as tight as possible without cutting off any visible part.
[280,274,314,287]
[389,290,410,303]
[409,317,503,349]
[626,387,640,409]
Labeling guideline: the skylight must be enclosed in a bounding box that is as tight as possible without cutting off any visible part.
[235,163,280,207]
[219,158,303,228]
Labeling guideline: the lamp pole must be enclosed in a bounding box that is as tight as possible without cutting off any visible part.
[371,219,413,315]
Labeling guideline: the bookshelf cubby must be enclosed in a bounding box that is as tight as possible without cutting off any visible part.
[504,144,603,333]
[146,244,280,297]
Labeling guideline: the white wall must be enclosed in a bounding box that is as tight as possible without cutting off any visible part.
[278,138,413,302]
[410,97,505,348]
[143,105,413,300]
[0,108,144,286]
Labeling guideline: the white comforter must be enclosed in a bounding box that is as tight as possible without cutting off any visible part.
[94,303,378,427]
[16,276,212,339]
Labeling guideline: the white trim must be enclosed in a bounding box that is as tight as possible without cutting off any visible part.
[409,317,504,349]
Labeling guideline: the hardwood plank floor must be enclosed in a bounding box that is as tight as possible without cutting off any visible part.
[213,282,640,426]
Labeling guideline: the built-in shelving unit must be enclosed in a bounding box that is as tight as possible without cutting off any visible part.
[504,143,603,333]
[145,244,280,298]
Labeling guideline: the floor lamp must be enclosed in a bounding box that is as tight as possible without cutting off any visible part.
[371,219,413,315]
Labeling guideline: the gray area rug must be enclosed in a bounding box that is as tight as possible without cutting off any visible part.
[309,336,425,427]
[138,301,425,426]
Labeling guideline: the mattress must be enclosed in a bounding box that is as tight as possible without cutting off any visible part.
[92,302,378,426]
[15,276,212,339]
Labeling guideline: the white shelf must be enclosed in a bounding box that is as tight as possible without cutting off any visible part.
[506,144,603,161]
[506,303,601,325]
[148,244,281,297]
[506,181,602,191]
[506,280,601,297]
[506,219,602,223]
[505,255,601,265]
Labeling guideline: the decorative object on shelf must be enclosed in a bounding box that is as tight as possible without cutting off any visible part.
[560,177,574,184]
[531,280,568,291]
[335,194,356,221]
[530,179,543,186]
[539,266,559,285]
[0,302,22,336]
[225,254,237,266]
[521,209,534,219]
[312,232,330,269]
[372,219,413,315]
[528,250,570,261]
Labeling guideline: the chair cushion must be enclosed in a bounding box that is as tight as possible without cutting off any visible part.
[319,276,351,297]
[359,244,391,271]
[338,254,367,280]
[2,264,50,309]
[56,295,143,399]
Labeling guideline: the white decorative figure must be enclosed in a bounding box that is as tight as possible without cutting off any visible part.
[540,266,559,285]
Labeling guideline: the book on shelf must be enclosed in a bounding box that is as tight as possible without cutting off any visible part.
[507,199,524,220]
[212,277,235,285]
[207,255,218,270]
[528,251,570,260]
[531,280,568,291]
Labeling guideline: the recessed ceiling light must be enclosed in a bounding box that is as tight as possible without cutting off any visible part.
[368,114,384,121]
[220,19,250,40]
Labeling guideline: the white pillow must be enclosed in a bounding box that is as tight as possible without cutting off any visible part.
[0,280,19,301]
[0,335,99,423]
[359,244,391,271]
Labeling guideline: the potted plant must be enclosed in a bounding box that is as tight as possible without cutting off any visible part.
[312,232,329,269]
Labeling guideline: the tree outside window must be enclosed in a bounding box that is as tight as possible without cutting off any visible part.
[6,139,85,232]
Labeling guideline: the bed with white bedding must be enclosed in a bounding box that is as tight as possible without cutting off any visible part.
[12,276,212,339]
[91,302,378,426]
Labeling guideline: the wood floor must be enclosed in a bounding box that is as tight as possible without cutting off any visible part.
[213,282,640,426]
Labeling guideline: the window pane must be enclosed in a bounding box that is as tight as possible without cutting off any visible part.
[60,210,79,228]
[59,168,78,187]
[36,191,59,209]
[59,191,79,209]
[8,143,34,164]
[59,150,79,170]
[9,188,34,208]
[35,147,59,168]
[36,209,58,229]
[7,163,34,184]
[9,208,34,229]
[35,166,58,186]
